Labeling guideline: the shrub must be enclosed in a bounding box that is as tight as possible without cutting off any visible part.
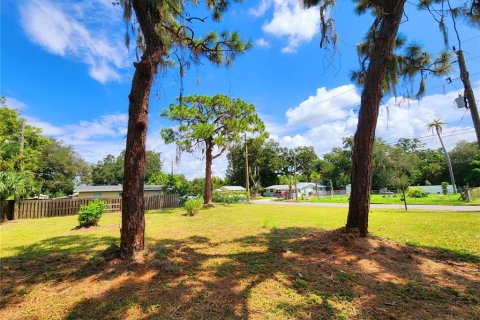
[78,200,107,227]
[441,182,448,195]
[212,191,247,204]
[406,187,428,198]
[184,197,203,216]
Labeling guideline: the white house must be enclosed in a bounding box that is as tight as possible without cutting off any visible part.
[417,185,455,194]
[264,183,326,197]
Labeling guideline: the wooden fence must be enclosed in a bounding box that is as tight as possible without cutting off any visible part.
[1,194,179,221]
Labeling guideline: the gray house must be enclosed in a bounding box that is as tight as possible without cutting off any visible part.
[264,183,326,197]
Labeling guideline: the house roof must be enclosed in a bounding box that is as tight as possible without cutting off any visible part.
[221,186,246,191]
[264,183,322,190]
[74,185,163,193]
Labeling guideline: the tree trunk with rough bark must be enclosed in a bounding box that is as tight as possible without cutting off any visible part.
[347,0,407,236]
[203,142,213,205]
[120,0,163,259]
[456,50,480,148]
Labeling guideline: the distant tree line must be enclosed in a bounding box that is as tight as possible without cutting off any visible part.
[1,99,90,199]
[226,137,480,193]
[2,99,479,202]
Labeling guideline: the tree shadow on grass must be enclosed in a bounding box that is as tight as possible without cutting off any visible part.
[1,227,479,319]
[0,234,117,310]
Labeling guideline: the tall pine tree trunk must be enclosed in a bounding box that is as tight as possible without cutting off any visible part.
[203,142,213,205]
[120,0,163,259]
[456,50,480,147]
[347,1,407,236]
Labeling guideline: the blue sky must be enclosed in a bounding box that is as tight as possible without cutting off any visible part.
[2,0,480,178]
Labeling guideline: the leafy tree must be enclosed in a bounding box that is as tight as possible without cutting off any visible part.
[0,100,48,172]
[0,101,89,197]
[414,148,447,185]
[0,171,37,201]
[427,119,457,192]
[321,137,353,189]
[466,153,480,186]
[396,138,424,153]
[119,0,250,258]
[385,146,418,210]
[226,139,283,193]
[190,177,206,196]
[161,94,264,204]
[36,139,90,196]
[147,172,191,196]
[92,154,123,185]
[448,141,480,187]
[293,146,319,181]
[92,150,162,185]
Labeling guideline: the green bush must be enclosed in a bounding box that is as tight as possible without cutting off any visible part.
[406,187,428,198]
[78,200,107,227]
[184,197,203,216]
[441,182,448,195]
[212,191,247,204]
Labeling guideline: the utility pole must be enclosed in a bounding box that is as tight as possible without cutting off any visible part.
[456,49,480,148]
[171,159,174,175]
[329,179,334,198]
[294,152,298,201]
[244,134,250,203]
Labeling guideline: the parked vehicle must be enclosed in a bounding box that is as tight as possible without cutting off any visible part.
[276,190,287,198]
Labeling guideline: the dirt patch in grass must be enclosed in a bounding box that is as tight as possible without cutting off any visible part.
[1,227,479,319]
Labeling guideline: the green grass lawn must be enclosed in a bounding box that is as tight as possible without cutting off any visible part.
[301,193,480,205]
[1,205,479,319]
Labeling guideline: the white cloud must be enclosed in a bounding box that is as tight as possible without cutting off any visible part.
[249,0,272,17]
[270,84,479,155]
[255,38,271,48]
[19,0,128,83]
[25,112,129,162]
[251,0,320,53]
[5,97,28,110]
[285,85,360,127]
[23,112,225,179]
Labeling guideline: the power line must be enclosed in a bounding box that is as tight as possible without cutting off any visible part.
[385,128,475,146]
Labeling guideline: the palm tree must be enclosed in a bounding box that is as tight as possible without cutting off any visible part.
[427,119,457,193]
[279,175,296,200]
[311,171,321,196]
[0,171,36,201]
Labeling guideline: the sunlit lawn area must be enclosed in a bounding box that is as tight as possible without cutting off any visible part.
[1,204,479,319]
[301,193,480,205]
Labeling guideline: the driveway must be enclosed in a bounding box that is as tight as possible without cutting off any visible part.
[251,199,480,212]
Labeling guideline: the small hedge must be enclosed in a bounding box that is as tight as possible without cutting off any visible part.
[78,200,107,227]
[184,197,203,216]
[212,191,247,204]
[406,187,428,198]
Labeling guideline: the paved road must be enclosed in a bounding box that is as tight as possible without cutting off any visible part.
[251,199,480,212]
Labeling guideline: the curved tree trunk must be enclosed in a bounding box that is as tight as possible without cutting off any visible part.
[436,128,457,193]
[347,0,407,237]
[203,142,213,204]
[120,0,163,259]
